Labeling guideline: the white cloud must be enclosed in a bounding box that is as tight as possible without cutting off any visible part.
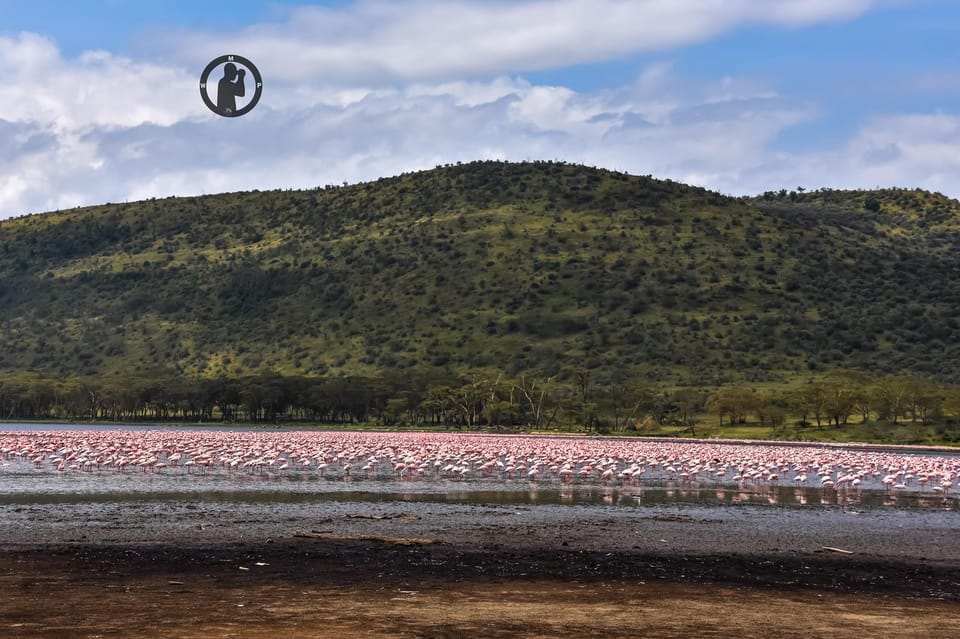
[0,32,199,131]
[0,58,820,216]
[160,0,880,84]
[755,113,960,195]
[4,0,960,220]
[7,55,960,218]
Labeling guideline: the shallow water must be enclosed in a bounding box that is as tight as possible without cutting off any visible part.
[1,464,957,512]
[2,425,958,514]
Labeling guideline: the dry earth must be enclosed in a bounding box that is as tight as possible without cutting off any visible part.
[2,499,959,638]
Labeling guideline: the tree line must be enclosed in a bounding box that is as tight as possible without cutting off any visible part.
[704,372,955,429]
[0,370,958,433]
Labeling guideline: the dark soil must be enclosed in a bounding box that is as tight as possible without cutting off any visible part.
[3,507,960,639]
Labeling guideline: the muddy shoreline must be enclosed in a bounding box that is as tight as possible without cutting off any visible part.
[3,537,960,639]
[6,536,960,599]
[3,498,960,638]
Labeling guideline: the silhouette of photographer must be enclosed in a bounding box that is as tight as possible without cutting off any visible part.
[217,62,246,115]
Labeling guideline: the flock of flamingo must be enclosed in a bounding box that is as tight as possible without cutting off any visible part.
[1,429,958,495]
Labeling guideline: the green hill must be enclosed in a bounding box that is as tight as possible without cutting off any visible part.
[2,160,960,391]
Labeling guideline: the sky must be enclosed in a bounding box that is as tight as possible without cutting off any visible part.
[2,0,960,218]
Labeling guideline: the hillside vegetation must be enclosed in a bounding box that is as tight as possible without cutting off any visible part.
[1,161,960,433]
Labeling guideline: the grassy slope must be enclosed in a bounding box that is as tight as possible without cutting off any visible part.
[1,161,960,389]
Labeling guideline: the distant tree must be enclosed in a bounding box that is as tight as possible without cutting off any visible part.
[672,387,703,428]
[903,376,942,424]
[424,385,454,427]
[513,373,558,430]
[941,385,960,423]
[706,386,753,426]
[383,397,407,425]
[751,390,778,427]
[873,375,912,424]
[847,390,869,423]
[448,378,486,428]
[788,383,827,428]
[822,371,860,426]
[608,381,665,431]
[207,377,241,422]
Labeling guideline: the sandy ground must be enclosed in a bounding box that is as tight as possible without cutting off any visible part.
[1,497,960,638]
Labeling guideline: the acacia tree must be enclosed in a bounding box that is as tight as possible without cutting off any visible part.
[822,372,858,427]
[207,377,241,422]
[706,386,753,426]
[620,384,667,430]
[903,376,942,424]
[873,375,911,424]
[672,387,704,430]
[573,367,591,428]
[448,377,487,428]
[851,383,874,423]
[751,390,778,427]
[789,383,827,428]
[513,373,557,430]
[424,385,454,427]
[941,385,960,423]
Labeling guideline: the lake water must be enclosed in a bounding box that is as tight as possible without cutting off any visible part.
[2,425,959,513]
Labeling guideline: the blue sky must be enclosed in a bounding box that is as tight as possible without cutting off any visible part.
[2,0,960,217]
[0,1,297,55]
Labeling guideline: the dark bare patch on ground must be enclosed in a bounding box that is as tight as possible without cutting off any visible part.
[9,539,960,598]
[2,497,960,637]
[2,538,960,639]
